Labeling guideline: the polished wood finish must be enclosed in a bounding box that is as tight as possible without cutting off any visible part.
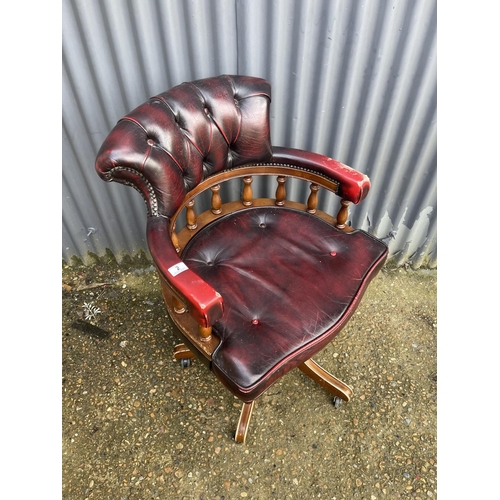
[161,162,358,442]
[169,163,340,238]
[96,77,381,446]
[335,199,350,229]
[210,184,222,214]
[275,176,287,206]
[173,296,186,314]
[173,343,196,360]
[186,200,198,230]
[198,324,213,341]
[298,359,353,402]
[242,176,253,206]
[307,183,320,214]
[235,401,255,444]
[175,199,353,252]
[171,226,181,253]
[159,276,220,360]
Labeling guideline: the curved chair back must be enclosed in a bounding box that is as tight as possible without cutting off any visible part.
[95,75,273,218]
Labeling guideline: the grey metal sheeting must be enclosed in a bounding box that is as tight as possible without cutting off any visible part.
[62,0,436,268]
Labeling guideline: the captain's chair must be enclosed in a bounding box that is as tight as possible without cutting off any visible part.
[95,75,388,443]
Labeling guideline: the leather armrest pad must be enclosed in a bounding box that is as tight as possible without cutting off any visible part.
[147,217,224,327]
[272,146,370,204]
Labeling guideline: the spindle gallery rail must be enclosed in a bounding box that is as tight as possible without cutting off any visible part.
[169,163,353,256]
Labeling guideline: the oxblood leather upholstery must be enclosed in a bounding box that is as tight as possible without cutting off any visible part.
[96,75,273,218]
[95,75,388,416]
[96,75,376,328]
[271,147,370,205]
[182,207,387,401]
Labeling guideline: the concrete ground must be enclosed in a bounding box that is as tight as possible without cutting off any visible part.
[62,259,437,500]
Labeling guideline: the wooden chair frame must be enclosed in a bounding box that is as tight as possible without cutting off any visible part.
[161,163,355,443]
[94,75,389,445]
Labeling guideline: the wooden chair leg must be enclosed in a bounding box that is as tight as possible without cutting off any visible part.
[235,401,255,444]
[173,343,196,360]
[298,358,353,402]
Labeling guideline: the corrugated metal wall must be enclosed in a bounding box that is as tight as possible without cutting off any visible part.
[62,0,436,268]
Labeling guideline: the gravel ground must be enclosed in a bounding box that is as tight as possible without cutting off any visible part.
[62,259,437,500]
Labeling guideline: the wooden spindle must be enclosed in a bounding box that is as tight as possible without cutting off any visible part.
[186,199,197,230]
[307,183,320,214]
[173,297,186,314]
[335,199,350,229]
[171,225,181,253]
[210,184,222,214]
[198,324,212,341]
[275,176,287,206]
[242,177,253,206]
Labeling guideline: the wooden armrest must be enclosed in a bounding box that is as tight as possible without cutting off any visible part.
[271,146,371,204]
[147,216,224,328]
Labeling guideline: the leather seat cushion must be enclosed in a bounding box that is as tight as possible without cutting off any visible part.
[182,207,388,401]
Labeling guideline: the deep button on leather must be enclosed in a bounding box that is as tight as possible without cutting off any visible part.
[182,206,389,401]
[147,139,154,146]
[330,251,337,256]
[256,214,267,228]
[204,107,210,115]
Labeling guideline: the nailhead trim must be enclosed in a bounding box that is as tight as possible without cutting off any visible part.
[105,166,159,217]
[221,162,340,190]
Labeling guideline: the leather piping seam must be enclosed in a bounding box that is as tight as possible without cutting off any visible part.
[207,112,230,146]
[186,81,235,147]
[223,75,242,143]
[118,116,147,133]
[142,144,151,173]
[223,75,272,101]
[118,115,185,174]
[151,95,176,117]
[152,96,206,158]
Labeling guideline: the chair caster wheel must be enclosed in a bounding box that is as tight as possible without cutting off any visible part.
[332,396,342,408]
[180,358,191,368]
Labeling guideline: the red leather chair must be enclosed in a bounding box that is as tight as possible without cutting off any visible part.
[95,75,388,443]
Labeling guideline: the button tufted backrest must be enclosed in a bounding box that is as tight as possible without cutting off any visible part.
[95,75,272,218]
